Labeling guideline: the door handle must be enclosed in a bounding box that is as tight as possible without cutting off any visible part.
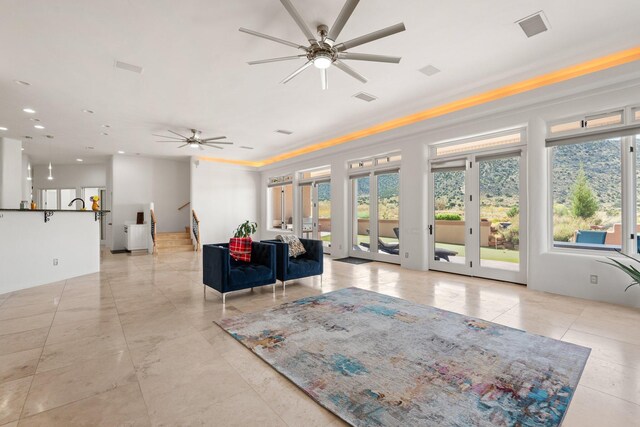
[428,225,433,235]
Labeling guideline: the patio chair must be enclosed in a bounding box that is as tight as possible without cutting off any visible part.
[575,230,606,245]
[361,229,400,255]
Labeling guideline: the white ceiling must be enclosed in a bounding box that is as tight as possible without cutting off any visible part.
[1,0,639,165]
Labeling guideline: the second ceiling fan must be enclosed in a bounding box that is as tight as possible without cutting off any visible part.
[240,0,406,90]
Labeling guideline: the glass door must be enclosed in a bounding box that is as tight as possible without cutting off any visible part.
[299,180,332,254]
[317,181,331,253]
[429,152,526,283]
[350,171,400,263]
[430,161,470,274]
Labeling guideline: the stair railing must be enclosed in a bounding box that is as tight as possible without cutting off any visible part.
[150,209,157,255]
[178,201,190,211]
[192,209,201,252]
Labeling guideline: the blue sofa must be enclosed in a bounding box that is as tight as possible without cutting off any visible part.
[262,238,323,289]
[203,242,276,303]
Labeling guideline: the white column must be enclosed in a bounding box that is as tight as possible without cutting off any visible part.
[0,137,23,209]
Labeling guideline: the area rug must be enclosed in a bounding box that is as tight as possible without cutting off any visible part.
[217,287,590,426]
[333,257,373,265]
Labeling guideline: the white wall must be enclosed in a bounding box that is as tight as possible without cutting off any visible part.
[256,69,640,307]
[0,211,100,293]
[0,137,23,208]
[190,159,260,246]
[22,154,32,202]
[32,163,107,194]
[111,156,189,250]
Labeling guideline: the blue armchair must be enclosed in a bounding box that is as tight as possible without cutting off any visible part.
[262,238,323,289]
[203,242,276,303]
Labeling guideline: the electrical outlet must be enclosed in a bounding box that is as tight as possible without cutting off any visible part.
[590,274,598,284]
[53,258,58,266]
[405,252,409,258]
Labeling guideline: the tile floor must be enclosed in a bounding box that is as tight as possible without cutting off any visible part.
[0,250,639,426]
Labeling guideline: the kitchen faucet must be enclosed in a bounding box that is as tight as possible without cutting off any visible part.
[68,198,85,210]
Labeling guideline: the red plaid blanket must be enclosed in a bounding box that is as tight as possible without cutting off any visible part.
[229,237,252,262]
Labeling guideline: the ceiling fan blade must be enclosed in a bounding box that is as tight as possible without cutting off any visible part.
[204,141,233,145]
[327,0,359,43]
[156,140,185,143]
[280,0,318,45]
[239,28,307,51]
[321,68,328,90]
[167,130,189,139]
[281,60,313,84]
[178,143,189,148]
[337,52,401,63]
[198,145,205,151]
[202,143,223,149]
[247,55,307,65]
[200,136,227,142]
[333,60,367,83]
[152,134,184,140]
[334,22,406,51]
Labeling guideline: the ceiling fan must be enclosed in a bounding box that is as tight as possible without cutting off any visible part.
[153,129,233,150]
[240,0,406,90]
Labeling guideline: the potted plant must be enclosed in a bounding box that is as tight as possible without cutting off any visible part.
[229,221,258,262]
[600,250,640,291]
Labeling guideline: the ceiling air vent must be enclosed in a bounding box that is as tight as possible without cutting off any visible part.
[239,146,254,150]
[115,60,144,74]
[419,65,441,77]
[353,92,377,102]
[516,11,549,38]
[275,129,293,135]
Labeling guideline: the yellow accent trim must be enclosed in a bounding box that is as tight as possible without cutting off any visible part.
[200,46,640,168]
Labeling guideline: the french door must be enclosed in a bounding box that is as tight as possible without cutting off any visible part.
[299,180,331,253]
[349,169,400,263]
[429,151,526,283]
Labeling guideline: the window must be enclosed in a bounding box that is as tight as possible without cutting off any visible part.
[434,130,523,157]
[268,174,293,230]
[349,153,401,169]
[550,138,622,250]
[546,105,640,252]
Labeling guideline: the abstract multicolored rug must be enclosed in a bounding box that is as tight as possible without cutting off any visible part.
[217,288,590,426]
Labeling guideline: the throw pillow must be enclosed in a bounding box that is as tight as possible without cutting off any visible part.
[276,234,307,258]
[229,237,252,262]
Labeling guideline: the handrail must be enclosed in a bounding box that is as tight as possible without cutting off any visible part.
[178,202,190,211]
[150,209,157,255]
[192,209,201,252]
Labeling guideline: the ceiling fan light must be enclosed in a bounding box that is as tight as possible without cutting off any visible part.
[190,143,199,148]
[313,54,332,69]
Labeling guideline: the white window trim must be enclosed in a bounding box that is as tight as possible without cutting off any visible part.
[347,151,401,176]
[429,127,526,161]
[547,107,626,139]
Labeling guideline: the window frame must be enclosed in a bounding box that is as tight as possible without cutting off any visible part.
[545,105,640,257]
[430,128,526,160]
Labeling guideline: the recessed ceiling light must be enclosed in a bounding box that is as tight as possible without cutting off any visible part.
[82,109,94,114]
[76,158,83,162]
[0,127,7,131]
[21,147,25,151]
[117,150,125,154]
[101,132,109,136]
[115,61,144,74]
[85,146,95,150]
[14,80,31,86]
[23,108,36,114]
[275,129,293,135]
[24,136,33,139]
[29,118,40,122]
[419,65,441,77]
[45,135,54,139]
[239,146,254,150]
[102,124,111,128]
[34,125,45,129]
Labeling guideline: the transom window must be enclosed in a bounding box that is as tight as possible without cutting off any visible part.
[432,129,524,158]
[349,152,401,170]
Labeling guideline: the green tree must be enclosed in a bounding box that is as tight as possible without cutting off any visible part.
[570,168,598,219]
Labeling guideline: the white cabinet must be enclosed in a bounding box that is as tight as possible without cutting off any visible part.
[124,224,147,251]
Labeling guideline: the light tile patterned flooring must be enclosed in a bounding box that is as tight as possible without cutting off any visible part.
[0,250,639,426]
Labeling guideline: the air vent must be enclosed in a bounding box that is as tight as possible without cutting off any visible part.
[275,129,293,135]
[353,92,377,102]
[24,136,33,139]
[45,135,54,139]
[516,11,549,38]
[419,65,441,77]
[240,146,254,150]
[115,60,144,74]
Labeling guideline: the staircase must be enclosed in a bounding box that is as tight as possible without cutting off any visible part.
[156,228,194,254]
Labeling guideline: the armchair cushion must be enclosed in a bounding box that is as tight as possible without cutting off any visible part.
[276,234,306,257]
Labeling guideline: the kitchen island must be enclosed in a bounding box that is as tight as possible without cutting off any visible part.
[0,209,110,294]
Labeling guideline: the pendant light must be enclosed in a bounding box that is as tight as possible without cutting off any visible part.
[27,163,32,181]
[47,139,53,180]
